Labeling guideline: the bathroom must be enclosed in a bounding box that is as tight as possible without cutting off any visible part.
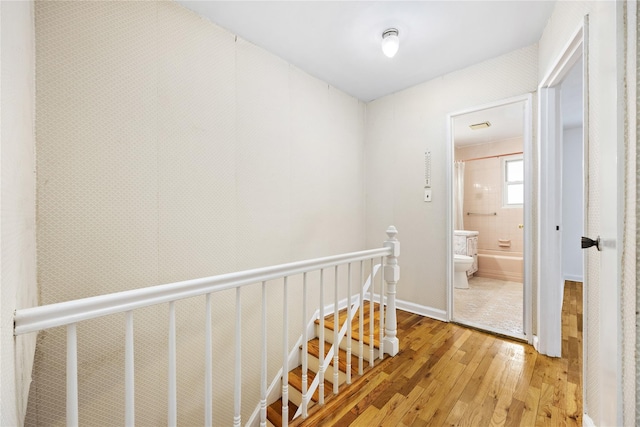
[451,101,525,338]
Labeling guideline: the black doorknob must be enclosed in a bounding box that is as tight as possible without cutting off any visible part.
[581,236,601,251]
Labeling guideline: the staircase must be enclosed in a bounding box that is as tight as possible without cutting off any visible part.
[15,227,400,426]
[267,301,383,426]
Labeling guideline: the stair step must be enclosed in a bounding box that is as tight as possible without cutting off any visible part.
[267,398,298,426]
[306,338,361,376]
[315,301,382,348]
[319,329,381,362]
[267,301,389,426]
[288,366,331,403]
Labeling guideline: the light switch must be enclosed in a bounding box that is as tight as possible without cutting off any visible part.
[424,188,432,202]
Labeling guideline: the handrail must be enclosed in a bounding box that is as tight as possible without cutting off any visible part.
[14,247,391,335]
[16,226,400,426]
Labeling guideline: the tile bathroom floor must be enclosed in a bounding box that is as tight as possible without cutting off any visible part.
[453,275,523,336]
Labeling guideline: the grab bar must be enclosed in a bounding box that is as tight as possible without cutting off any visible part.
[466,212,497,216]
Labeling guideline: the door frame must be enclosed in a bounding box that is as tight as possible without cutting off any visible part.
[537,21,586,358]
[446,93,533,343]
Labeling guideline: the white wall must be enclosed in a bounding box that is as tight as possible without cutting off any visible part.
[30,2,365,425]
[364,44,538,317]
[0,1,38,425]
[561,126,583,281]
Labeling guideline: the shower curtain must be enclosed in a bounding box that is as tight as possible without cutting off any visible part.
[454,161,465,230]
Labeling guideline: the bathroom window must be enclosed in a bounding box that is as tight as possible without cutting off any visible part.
[503,155,524,206]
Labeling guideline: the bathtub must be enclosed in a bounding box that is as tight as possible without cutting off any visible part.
[476,249,523,282]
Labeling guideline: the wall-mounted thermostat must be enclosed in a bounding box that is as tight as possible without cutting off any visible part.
[424,151,431,187]
[424,151,432,202]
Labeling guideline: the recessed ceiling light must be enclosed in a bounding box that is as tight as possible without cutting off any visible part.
[469,121,491,130]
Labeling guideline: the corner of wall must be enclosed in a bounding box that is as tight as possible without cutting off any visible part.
[0,0,38,424]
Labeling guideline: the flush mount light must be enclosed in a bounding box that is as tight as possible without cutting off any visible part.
[381,28,399,58]
[469,121,491,130]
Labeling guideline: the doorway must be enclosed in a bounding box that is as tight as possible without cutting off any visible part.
[447,94,533,341]
[537,23,586,359]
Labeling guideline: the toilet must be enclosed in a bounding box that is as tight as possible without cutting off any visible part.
[454,255,474,289]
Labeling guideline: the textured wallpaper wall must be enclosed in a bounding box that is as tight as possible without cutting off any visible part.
[31,1,366,425]
[364,44,538,316]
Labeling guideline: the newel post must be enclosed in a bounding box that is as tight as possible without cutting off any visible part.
[383,225,399,356]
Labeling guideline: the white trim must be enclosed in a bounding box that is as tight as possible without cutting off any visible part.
[532,335,539,352]
[563,274,583,282]
[522,94,534,345]
[372,293,447,322]
[396,299,447,322]
[537,20,585,358]
[446,118,454,322]
[580,16,590,424]
[539,24,585,88]
[537,86,563,357]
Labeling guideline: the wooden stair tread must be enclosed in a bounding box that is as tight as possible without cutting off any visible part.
[267,398,298,426]
[315,301,383,348]
[306,338,362,375]
[269,301,391,426]
[288,366,332,402]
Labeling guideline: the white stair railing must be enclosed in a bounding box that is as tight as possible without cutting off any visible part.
[14,226,399,427]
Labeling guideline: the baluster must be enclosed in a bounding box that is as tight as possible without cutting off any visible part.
[168,302,177,426]
[333,266,339,394]
[318,269,325,405]
[379,256,385,361]
[205,295,213,427]
[346,263,352,385]
[67,323,79,426]
[301,272,308,418]
[125,311,135,427]
[260,282,267,427]
[358,261,364,375]
[369,260,374,366]
[233,288,242,427]
[282,277,289,426]
[383,226,400,356]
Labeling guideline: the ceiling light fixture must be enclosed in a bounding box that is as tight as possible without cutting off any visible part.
[469,121,491,130]
[381,28,399,58]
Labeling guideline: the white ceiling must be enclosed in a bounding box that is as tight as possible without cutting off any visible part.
[453,101,525,147]
[177,1,556,102]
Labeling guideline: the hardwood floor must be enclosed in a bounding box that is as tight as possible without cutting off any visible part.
[298,281,582,426]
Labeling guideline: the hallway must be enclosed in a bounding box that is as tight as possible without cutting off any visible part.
[300,281,582,426]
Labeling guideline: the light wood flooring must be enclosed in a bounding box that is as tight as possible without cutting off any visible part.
[297,281,582,426]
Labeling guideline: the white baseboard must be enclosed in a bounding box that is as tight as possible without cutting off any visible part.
[396,299,448,322]
[532,335,539,352]
[582,413,595,427]
[369,293,447,322]
[563,274,583,282]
